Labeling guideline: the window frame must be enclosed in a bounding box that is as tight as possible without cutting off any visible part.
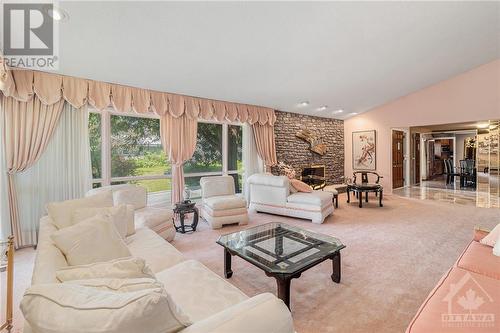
[90,108,244,192]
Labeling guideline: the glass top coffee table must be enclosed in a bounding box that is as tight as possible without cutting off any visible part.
[217,222,345,309]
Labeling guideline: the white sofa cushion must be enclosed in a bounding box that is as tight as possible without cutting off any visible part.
[200,176,235,198]
[203,195,246,210]
[247,173,289,187]
[47,190,114,229]
[85,184,131,197]
[114,186,147,210]
[51,215,131,266]
[86,184,148,210]
[287,191,333,207]
[72,204,133,239]
[127,227,184,273]
[180,293,294,333]
[56,257,154,282]
[20,283,187,333]
[156,260,248,324]
[203,206,248,217]
[135,207,173,228]
[285,202,322,212]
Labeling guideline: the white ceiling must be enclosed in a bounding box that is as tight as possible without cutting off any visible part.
[56,1,500,119]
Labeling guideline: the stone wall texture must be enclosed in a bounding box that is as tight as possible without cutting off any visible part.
[273,111,344,184]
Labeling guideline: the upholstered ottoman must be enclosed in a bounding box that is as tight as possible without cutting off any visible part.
[135,207,175,242]
[200,176,249,229]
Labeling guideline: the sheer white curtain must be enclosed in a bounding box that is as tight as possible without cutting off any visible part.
[14,103,92,245]
[242,124,263,203]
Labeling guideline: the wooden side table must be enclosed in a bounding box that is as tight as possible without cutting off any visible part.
[173,202,199,233]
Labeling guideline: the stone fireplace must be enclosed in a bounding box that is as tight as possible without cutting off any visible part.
[273,111,344,184]
[301,165,326,189]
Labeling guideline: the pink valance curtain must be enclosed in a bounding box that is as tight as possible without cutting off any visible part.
[252,123,278,168]
[2,95,65,248]
[0,65,278,209]
[0,69,276,125]
[160,114,198,203]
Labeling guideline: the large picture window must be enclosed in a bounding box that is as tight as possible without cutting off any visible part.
[183,122,243,198]
[184,122,223,174]
[89,111,244,204]
[110,114,171,194]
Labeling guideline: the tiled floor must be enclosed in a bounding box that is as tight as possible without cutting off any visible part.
[393,176,500,208]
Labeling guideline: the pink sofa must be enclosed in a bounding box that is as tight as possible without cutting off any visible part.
[407,229,500,333]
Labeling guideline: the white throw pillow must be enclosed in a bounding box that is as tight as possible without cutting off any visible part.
[20,284,189,333]
[480,223,500,247]
[56,257,154,282]
[493,235,500,257]
[47,191,114,229]
[51,215,131,266]
[72,205,130,239]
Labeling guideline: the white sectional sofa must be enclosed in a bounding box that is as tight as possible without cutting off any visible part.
[24,215,294,333]
[86,184,176,242]
[247,173,334,224]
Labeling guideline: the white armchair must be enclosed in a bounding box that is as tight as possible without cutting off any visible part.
[200,176,248,229]
[86,184,176,242]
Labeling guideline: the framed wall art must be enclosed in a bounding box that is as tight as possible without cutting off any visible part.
[352,130,376,170]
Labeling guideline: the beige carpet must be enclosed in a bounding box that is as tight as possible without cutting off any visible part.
[8,194,499,333]
[172,194,499,333]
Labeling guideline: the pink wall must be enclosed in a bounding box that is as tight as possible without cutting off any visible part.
[344,59,500,191]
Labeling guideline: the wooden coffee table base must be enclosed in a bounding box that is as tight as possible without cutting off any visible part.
[224,249,342,309]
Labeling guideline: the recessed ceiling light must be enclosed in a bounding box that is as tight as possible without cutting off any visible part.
[317,105,328,111]
[333,109,344,114]
[297,101,309,107]
[45,5,69,21]
[349,112,358,116]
